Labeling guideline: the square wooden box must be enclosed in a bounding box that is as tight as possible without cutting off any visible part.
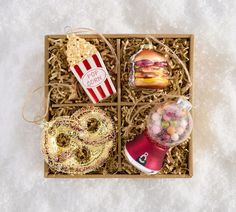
[44,34,194,178]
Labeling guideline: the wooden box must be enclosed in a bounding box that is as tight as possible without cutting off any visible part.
[44,34,194,178]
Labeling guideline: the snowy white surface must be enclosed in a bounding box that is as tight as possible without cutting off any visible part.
[0,0,236,211]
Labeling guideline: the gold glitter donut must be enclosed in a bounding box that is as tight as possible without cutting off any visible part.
[41,115,114,175]
[71,107,115,145]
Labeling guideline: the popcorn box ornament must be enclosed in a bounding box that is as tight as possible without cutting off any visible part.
[66,34,116,103]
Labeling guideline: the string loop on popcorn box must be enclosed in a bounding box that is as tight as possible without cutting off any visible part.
[64,26,119,72]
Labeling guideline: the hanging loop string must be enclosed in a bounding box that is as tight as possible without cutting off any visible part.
[147,35,192,88]
[65,27,119,72]
[22,83,71,125]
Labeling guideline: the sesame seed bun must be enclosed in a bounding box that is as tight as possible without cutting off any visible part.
[134,49,167,62]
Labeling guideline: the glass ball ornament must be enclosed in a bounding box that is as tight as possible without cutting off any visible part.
[147,99,193,147]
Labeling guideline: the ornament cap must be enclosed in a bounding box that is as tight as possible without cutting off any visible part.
[141,43,154,50]
[177,98,192,111]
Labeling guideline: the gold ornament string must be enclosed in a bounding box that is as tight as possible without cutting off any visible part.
[147,35,192,91]
[22,83,72,125]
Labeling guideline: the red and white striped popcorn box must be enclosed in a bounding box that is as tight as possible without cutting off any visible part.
[70,52,116,103]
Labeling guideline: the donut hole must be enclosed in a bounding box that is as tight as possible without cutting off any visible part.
[74,146,91,164]
[56,133,70,147]
[87,118,100,133]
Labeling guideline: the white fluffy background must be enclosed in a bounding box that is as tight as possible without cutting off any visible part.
[0,0,236,211]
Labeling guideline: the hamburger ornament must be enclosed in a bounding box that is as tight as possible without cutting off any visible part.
[129,44,170,89]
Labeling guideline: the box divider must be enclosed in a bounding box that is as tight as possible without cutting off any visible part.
[51,102,118,107]
[51,102,160,107]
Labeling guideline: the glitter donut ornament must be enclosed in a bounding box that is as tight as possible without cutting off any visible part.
[124,98,193,174]
[41,107,115,175]
[71,107,115,145]
[129,44,170,89]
